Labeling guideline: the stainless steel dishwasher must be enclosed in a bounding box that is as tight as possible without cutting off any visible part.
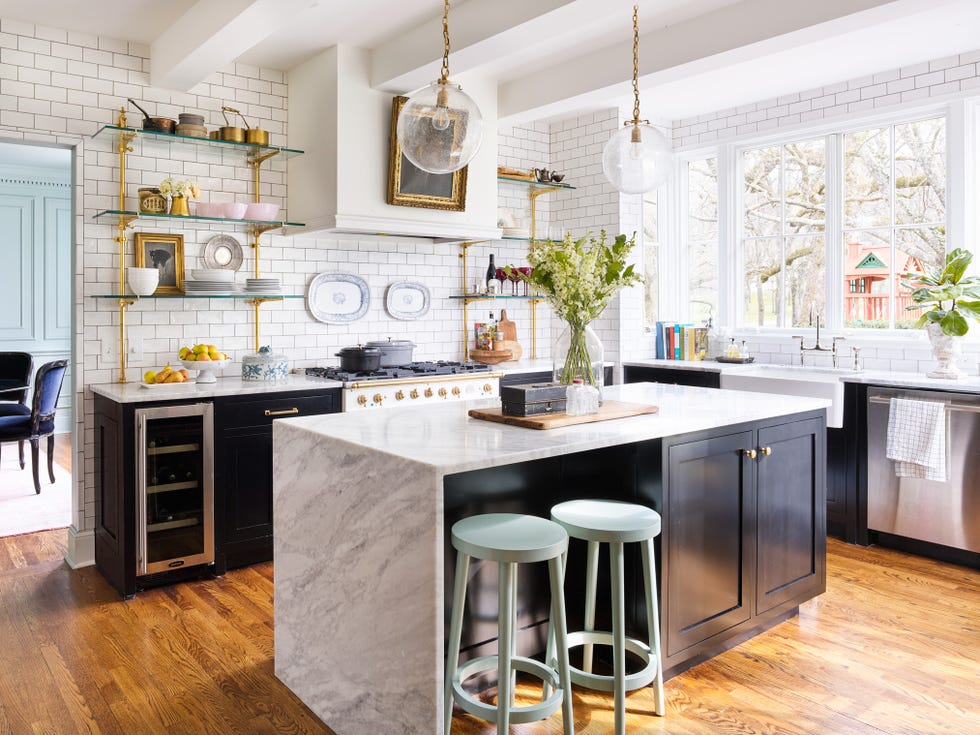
[867,387,980,553]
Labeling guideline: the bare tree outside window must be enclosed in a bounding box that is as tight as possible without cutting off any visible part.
[642,190,659,323]
[843,117,946,329]
[689,158,718,324]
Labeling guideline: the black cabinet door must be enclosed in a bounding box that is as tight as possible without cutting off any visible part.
[221,426,274,546]
[663,429,754,658]
[755,417,827,614]
[624,365,721,389]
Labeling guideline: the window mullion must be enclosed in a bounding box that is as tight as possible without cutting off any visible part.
[718,144,738,327]
[825,133,844,328]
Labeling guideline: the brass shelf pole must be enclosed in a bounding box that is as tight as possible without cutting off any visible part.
[246,149,281,352]
[529,185,553,242]
[114,107,137,383]
[459,241,473,360]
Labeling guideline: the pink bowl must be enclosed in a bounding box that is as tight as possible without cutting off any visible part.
[245,202,280,221]
[195,202,224,217]
[222,202,248,219]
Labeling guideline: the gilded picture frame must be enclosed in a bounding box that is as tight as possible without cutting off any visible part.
[134,232,184,294]
[386,95,468,212]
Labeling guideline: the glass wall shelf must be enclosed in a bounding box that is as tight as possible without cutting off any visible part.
[92,124,304,161]
[449,294,540,300]
[93,209,303,228]
[93,294,304,300]
[497,175,575,190]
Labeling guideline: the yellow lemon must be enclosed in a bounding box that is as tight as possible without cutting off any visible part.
[144,370,156,384]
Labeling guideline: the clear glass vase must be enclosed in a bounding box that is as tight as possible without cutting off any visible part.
[553,323,604,400]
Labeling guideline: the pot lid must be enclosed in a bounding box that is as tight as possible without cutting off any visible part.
[336,344,382,356]
[365,339,415,348]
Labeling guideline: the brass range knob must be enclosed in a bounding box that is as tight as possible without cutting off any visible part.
[395,390,405,401]
[424,387,433,398]
[373,393,384,405]
[438,387,448,398]
[483,383,492,393]
[760,446,772,457]
[452,386,461,396]
[743,448,757,460]
[357,395,367,406]
[410,389,419,399]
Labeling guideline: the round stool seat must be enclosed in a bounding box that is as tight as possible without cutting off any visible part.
[452,513,568,563]
[551,499,661,543]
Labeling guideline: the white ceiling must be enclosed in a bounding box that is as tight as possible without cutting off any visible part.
[2,0,979,124]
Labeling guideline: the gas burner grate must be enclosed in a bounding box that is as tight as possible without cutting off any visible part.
[307,360,493,382]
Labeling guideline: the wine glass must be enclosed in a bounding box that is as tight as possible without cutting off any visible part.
[518,267,532,296]
[505,265,519,295]
[495,268,508,295]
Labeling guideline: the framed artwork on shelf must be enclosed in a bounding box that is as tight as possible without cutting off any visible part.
[386,95,468,212]
[134,232,184,294]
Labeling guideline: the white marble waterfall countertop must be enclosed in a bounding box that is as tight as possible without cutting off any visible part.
[272,382,829,475]
[90,374,342,403]
[271,382,829,735]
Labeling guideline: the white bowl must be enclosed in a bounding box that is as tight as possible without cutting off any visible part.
[180,357,230,384]
[222,202,247,219]
[128,266,159,296]
[245,202,280,221]
[195,202,224,217]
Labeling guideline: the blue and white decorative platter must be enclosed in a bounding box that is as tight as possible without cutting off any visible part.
[384,281,430,320]
[307,272,370,324]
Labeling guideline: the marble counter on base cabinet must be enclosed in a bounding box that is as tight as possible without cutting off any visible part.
[272,383,830,734]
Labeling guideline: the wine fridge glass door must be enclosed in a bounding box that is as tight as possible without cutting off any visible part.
[135,402,215,576]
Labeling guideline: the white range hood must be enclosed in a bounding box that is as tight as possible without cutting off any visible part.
[287,45,501,242]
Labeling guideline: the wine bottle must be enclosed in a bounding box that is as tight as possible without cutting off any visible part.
[485,253,496,290]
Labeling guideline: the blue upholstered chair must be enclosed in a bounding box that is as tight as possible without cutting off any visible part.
[0,360,68,494]
[0,351,34,469]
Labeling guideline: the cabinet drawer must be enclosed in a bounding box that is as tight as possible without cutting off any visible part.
[219,393,337,429]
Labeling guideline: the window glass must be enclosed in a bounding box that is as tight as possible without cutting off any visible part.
[642,190,659,322]
[688,158,718,324]
[742,138,826,327]
[843,116,946,329]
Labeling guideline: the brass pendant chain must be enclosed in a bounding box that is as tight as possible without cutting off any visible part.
[440,0,451,84]
[631,4,640,123]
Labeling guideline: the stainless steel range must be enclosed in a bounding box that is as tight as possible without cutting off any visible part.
[306,361,502,411]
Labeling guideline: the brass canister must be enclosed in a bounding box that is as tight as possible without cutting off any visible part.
[245,128,269,146]
[138,188,167,214]
[219,126,245,142]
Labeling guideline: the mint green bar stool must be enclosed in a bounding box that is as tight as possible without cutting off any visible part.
[547,499,665,735]
[445,513,575,735]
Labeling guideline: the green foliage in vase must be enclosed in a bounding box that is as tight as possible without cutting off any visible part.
[901,248,980,336]
[507,230,642,328]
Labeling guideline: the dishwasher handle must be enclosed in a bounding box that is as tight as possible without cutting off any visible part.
[868,395,979,414]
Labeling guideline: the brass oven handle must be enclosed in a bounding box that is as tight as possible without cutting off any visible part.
[265,407,299,417]
[743,448,757,460]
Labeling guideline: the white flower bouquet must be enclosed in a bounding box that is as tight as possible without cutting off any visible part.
[158,177,200,199]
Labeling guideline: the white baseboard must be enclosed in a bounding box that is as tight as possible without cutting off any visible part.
[65,526,94,568]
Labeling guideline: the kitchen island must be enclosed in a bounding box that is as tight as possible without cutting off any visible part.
[272,382,830,734]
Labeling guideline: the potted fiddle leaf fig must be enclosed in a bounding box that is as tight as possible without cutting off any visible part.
[902,248,980,378]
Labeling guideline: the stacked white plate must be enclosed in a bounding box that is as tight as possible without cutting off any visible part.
[185,269,237,296]
[244,277,281,295]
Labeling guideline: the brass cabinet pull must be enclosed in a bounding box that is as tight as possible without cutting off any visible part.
[760,446,772,457]
[265,407,299,416]
[743,448,757,460]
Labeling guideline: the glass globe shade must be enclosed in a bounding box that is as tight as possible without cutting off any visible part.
[396,81,483,174]
[601,123,672,194]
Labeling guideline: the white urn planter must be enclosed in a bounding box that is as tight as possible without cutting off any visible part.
[925,322,965,379]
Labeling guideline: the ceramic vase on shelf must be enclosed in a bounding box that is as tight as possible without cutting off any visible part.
[553,322,604,401]
[169,195,189,216]
[925,322,965,379]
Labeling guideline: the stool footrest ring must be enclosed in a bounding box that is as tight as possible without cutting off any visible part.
[452,655,566,725]
[564,630,660,693]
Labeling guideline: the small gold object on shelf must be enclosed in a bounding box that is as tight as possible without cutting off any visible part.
[138,188,166,214]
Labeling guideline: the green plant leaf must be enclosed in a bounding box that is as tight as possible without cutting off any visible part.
[940,310,969,336]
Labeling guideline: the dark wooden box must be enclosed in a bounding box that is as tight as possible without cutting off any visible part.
[500,381,567,405]
[501,398,567,417]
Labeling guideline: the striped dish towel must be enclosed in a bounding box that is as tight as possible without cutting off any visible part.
[885,398,947,482]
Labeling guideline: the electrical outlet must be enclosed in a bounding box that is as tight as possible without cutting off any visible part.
[128,336,144,362]
[100,340,115,368]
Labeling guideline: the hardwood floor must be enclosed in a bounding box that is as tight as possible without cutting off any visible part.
[0,534,976,735]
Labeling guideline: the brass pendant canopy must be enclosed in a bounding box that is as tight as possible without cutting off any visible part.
[396,0,483,174]
[602,5,672,194]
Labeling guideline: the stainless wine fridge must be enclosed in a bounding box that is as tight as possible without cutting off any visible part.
[135,402,214,575]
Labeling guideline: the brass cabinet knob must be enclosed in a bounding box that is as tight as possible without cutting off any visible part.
[395,390,405,401]
[760,446,772,456]
[373,393,384,404]
[743,448,757,459]
[357,395,367,406]
[452,386,461,396]
[410,389,419,399]
[424,388,433,398]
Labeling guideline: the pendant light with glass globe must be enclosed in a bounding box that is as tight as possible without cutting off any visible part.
[396,0,483,175]
[602,5,672,194]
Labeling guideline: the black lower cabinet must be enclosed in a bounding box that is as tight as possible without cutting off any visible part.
[94,388,340,597]
[623,365,721,388]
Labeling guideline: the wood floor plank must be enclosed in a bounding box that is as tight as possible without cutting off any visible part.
[0,531,976,735]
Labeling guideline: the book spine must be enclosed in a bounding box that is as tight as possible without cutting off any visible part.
[673,325,681,360]
[655,322,665,360]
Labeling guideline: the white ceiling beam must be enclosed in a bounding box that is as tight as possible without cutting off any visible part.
[150,0,317,91]
[497,0,956,123]
[370,0,615,94]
